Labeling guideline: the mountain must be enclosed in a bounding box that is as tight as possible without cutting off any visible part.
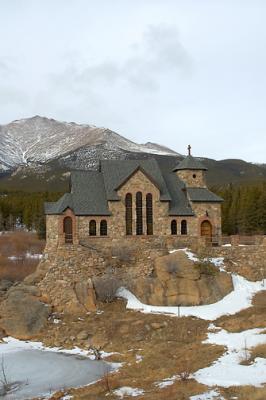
[0,116,265,191]
[0,116,178,172]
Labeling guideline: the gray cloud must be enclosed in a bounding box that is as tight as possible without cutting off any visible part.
[50,24,192,95]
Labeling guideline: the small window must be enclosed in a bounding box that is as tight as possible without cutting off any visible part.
[181,220,187,235]
[89,220,96,236]
[171,220,177,235]
[100,220,107,236]
[193,174,196,179]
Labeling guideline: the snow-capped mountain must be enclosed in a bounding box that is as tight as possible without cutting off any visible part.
[0,116,178,172]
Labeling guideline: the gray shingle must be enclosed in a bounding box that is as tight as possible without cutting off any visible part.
[187,187,223,203]
[173,155,207,171]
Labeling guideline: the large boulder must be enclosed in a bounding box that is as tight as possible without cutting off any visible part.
[131,251,233,306]
[0,284,51,340]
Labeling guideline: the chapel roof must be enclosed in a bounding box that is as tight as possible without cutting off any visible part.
[44,156,221,217]
[173,155,207,171]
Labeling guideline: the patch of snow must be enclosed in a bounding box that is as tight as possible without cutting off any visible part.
[194,327,266,387]
[222,244,232,247]
[117,274,266,321]
[190,389,225,399]
[113,386,145,398]
[154,375,177,388]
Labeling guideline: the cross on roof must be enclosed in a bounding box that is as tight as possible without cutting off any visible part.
[188,144,191,156]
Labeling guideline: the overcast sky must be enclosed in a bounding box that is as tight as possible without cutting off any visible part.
[0,1,265,162]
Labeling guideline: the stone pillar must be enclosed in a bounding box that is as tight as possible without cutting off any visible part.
[231,235,239,246]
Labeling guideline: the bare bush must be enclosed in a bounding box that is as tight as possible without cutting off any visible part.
[93,275,122,303]
[111,244,136,262]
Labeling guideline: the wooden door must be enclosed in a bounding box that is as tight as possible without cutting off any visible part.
[201,220,212,237]
[63,217,73,243]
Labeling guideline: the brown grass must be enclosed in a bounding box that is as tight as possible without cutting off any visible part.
[0,231,45,281]
[217,291,266,333]
[41,300,225,400]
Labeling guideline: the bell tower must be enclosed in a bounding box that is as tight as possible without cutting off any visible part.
[173,146,207,188]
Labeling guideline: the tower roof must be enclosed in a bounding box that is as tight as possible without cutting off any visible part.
[173,155,207,171]
[173,145,207,171]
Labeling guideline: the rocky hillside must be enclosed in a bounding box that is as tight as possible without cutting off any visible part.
[0,116,178,172]
[0,116,265,191]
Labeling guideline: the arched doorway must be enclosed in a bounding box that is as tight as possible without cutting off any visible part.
[63,217,73,243]
[201,220,212,237]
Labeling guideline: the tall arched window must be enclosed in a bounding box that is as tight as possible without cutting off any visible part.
[89,220,96,236]
[146,193,153,235]
[181,220,187,235]
[136,192,143,235]
[125,193,132,235]
[100,220,107,236]
[171,220,177,235]
[63,216,73,243]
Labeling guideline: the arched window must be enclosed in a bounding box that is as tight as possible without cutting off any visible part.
[89,220,96,236]
[63,216,73,243]
[125,193,132,235]
[100,220,107,236]
[146,193,153,235]
[136,192,143,235]
[171,220,177,235]
[181,220,187,235]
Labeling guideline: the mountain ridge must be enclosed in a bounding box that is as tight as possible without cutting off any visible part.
[0,116,265,191]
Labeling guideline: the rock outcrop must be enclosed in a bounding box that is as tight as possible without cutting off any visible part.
[0,284,51,339]
[131,251,233,306]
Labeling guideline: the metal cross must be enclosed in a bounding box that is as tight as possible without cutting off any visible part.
[188,144,191,156]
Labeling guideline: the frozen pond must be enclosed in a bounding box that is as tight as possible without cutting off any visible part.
[0,339,114,399]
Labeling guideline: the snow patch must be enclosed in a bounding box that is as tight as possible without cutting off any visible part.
[194,327,266,387]
[190,389,225,399]
[154,375,177,388]
[113,386,145,397]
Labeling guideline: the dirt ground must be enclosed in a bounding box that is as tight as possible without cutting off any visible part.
[36,289,266,400]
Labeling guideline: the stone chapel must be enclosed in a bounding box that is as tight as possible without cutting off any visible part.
[44,148,223,247]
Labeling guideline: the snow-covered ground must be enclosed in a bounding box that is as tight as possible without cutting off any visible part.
[0,338,117,399]
[194,326,266,387]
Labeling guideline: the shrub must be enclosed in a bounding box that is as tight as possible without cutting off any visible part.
[195,261,217,276]
[93,275,121,303]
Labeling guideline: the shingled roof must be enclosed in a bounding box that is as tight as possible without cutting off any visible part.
[173,155,207,171]
[44,156,221,216]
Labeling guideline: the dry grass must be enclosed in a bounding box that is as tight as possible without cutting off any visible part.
[0,231,45,281]
[217,291,266,333]
[41,300,225,400]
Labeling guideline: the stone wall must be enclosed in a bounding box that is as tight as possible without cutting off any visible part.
[176,170,206,187]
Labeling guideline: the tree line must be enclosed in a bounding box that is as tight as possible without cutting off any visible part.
[0,183,265,238]
[214,182,266,235]
[0,191,62,239]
